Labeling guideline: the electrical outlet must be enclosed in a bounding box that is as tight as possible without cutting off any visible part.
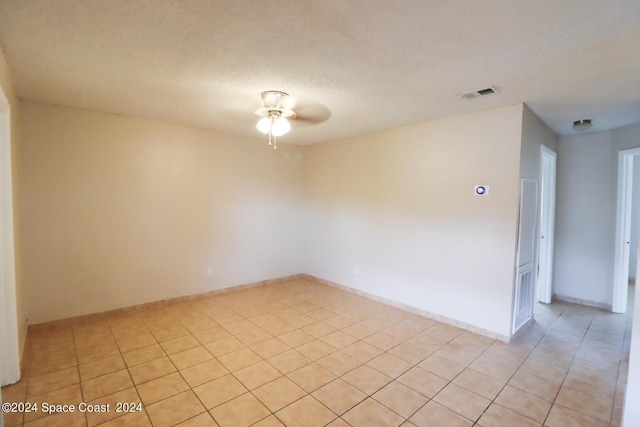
[206,267,213,276]
[353,265,359,275]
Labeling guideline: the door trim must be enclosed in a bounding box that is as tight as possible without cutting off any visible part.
[538,145,556,304]
[0,85,20,386]
[613,147,640,313]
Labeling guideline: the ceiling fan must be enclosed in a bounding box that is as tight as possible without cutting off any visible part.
[255,90,330,149]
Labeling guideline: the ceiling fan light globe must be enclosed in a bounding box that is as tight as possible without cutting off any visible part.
[271,117,291,136]
[256,117,271,134]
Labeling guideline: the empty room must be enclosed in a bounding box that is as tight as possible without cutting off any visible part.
[1,1,640,426]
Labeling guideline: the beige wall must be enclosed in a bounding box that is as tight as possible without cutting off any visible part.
[0,44,26,356]
[19,101,306,323]
[303,104,525,338]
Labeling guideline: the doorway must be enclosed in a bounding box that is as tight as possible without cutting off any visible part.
[613,147,640,313]
[0,85,19,387]
[538,145,556,304]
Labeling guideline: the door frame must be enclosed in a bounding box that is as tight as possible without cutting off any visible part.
[613,147,640,313]
[537,145,556,304]
[0,85,20,386]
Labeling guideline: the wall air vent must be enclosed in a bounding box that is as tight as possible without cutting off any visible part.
[462,86,498,99]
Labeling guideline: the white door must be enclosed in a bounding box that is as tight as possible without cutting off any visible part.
[538,146,556,304]
[513,179,538,333]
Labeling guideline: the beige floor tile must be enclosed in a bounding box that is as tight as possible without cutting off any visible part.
[180,358,228,388]
[193,374,247,409]
[81,369,134,401]
[342,341,384,363]
[494,385,551,422]
[434,343,480,366]
[520,357,569,384]
[74,332,115,350]
[76,342,119,365]
[235,328,272,346]
[278,329,316,347]
[363,332,402,351]
[192,326,231,345]
[343,365,392,395]
[433,383,490,422]
[146,390,206,427]
[209,392,270,427]
[253,376,307,412]
[117,333,157,353]
[312,378,367,415]
[16,281,633,427]
[152,325,191,342]
[388,342,433,364]
[159,335,200,355]
[418,354,465,381]
[217,347,262,372]
[235,360,282,390]
[319,331,358,348]
[98,410,152,426]
[397,366,448,398]
[21,410,87,427]
[128,356,176,385]
[79,354,126,381]
[545,404,609,427]
[205,336,245,357]
[250,337,290,359]
[296,339,336,361]
[24,384,83,423]
[508,370,560,402]
[262,320,297,336]
[366,353,413,379]
[342,397,404,427]
[111,324,150,340]
[555,387,613,423]
[174,412,218,426]
[275,395,336,427]
[372,380,428,418]
[468,355,518,383]
[288,362,336,392]
[268,349,312,374]
[136,372,190,405]
[477,403,541,427]
[85,387,141,427]
[169,346,213,370]
[249,313,280,327]
[317,351,361,376]
[223,319,258,335]
[302,322,337,338]
[453,368,504,400]
[122,344,166,367]
[27,367,80,397]
[28,351,77,377]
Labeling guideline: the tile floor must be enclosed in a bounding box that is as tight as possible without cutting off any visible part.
[1,278,632,426]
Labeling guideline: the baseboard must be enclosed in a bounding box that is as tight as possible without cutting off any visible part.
[302,274,511,343]
[553,293,612,310]
[28,273,305,332]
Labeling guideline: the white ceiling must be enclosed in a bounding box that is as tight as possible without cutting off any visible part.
[0,0,639,145]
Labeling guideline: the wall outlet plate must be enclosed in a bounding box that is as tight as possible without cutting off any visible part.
[474,185,489,196]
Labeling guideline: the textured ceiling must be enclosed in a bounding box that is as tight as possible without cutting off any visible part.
[0,0,638,145]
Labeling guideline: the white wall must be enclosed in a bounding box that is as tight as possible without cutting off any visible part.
[19,101,306,323]
[304,104,524,339]
[554,124,640,307]
[554,131,615,305]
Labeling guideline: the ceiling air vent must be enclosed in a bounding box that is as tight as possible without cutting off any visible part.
[462,86,498,99]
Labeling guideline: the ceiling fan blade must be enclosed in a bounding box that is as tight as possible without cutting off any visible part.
[289,97,331,127]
